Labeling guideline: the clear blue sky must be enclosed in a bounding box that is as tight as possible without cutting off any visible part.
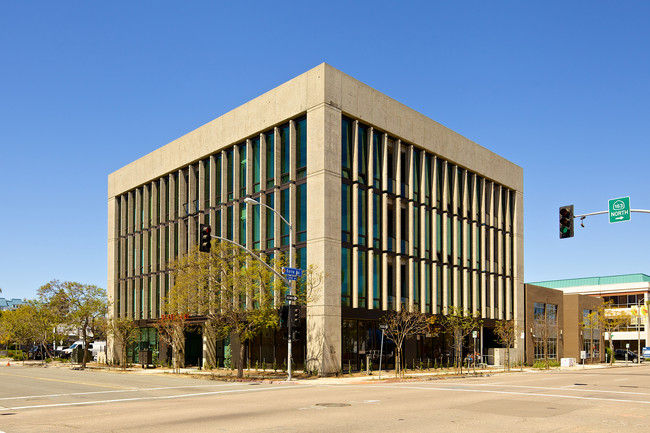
[2,1,649,300]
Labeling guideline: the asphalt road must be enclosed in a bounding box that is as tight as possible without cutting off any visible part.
[2,364,650,432]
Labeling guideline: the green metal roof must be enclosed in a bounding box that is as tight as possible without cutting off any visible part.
[527,273,650,289]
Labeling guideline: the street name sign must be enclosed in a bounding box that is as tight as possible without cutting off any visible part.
[609,196,630,223]
[282,267,303,280]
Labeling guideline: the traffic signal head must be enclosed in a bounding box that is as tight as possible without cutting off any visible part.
[280,306,288,328]
[199,224,212,252]
[291,305,301,328]
[559,205,574,239]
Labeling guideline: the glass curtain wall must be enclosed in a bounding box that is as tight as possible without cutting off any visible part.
[340,116,516,320]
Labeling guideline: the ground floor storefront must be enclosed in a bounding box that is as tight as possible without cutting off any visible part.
[116,309,506,373]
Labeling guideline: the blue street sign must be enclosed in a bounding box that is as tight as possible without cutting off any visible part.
[285,275,299,281]
[282,267,303,277]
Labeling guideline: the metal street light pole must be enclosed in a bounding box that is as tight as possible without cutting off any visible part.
[244,197,294,380]
[637,298,646,362]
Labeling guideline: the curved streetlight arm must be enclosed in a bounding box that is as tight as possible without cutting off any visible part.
[244,197,292,231]
[210,235,290,286]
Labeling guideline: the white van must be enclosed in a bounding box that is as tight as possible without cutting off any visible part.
[88,341,106,360]
[62,340,84,356]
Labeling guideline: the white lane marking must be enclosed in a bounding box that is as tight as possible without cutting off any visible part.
[372,381,649,397]
[367,384,650,405]
[0,383,247,401]
[3,385,310,411]
[461,383,650,397]
[614,378,628,382]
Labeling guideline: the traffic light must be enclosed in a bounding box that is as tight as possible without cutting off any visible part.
[292,330,301,341]
[291,305,301,328]
[280,306,288,328]
[199,224,212,252]
[559,205,574,239]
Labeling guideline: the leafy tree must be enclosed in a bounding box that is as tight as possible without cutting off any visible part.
[38,280,108,369]
[108,317,140,370]
[167,242,284,378]
[440,307,483,374]
[0,308,32,363]
[380,306,432,378]
[22,300,58,360]
[587,300,632,365]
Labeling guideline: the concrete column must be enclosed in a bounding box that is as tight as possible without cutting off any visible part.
[179,170,188,256]
[108,195,117,320]
[449,166,458,309]
[381,134,390,311]
[305,102,342,376]
[159,177,168,314]
[486,182,495,319]
[168,173,176,264]
[233,145,241,201]
[247,138,254,197]
[260,133,268,191]
[220,152,227,238]
[495,186,504,319]
[513,188,525,360]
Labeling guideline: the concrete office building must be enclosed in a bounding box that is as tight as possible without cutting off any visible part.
[108,64,524,374]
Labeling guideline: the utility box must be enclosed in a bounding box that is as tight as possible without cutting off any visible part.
[139,350,152,368]
[71,347,88,364]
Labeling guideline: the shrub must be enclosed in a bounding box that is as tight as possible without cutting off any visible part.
[532,359,561,369]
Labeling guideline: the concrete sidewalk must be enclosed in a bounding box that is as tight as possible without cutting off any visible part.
[4,358,645,385]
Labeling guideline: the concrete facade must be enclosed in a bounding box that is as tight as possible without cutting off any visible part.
[108,64,524,374]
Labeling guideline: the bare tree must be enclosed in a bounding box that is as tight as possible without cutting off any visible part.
[381,306,431,378]
[494,319,517,371]
[154,314,188,373]
[108,317,140,370]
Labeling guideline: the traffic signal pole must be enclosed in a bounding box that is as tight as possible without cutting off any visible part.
[574,209,650,225]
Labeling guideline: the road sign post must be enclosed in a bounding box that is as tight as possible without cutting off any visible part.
[609,197,631,223]
[282,267,303,281]
[379,324,387,380]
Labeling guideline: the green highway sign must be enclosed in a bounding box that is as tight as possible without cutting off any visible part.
[609,196,630,223]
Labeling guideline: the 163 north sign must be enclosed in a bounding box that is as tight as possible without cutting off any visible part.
[609,197,630,223]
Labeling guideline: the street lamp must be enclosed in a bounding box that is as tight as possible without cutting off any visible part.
[636,297,647,361]
[244,197,295,380]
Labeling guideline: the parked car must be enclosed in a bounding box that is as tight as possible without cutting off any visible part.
[614,349,642,363]
[28,345,45,360]
[54,345,67,358]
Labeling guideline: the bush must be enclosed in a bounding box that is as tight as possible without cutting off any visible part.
[532,359,561,369]
[7,350,25,360]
